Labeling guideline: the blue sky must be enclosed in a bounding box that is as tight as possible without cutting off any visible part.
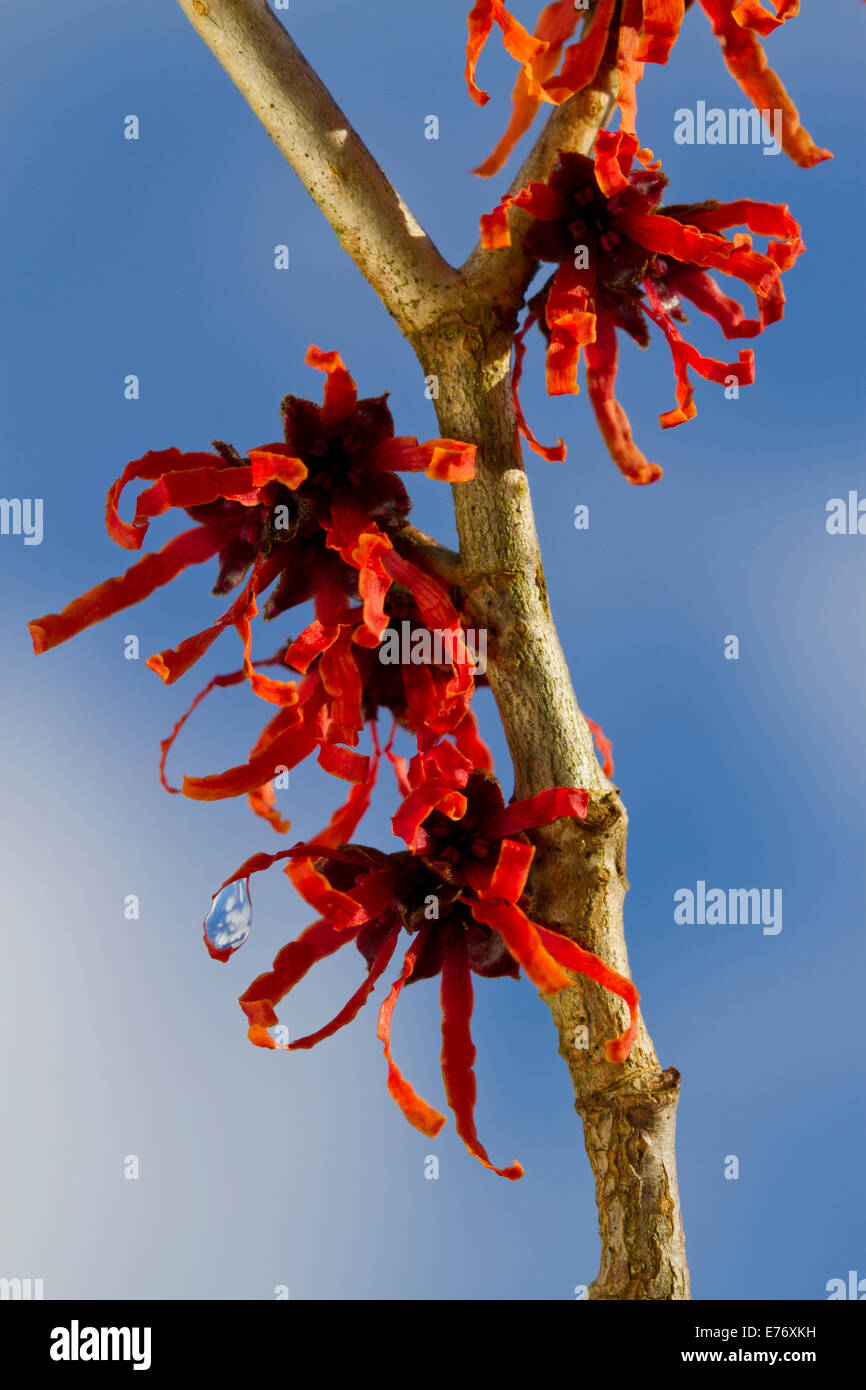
[1,0,863,1299]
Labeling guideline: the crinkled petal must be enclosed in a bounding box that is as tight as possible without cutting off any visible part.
[464,837,535,901]
[440,934,524,1179]
[583,309,663,484]
[465,0,549,107]
[644,281,754,428]
[305,344,358,428]
[512,314,567,462]
[542,0,618,103]
[240,918,358,1044]
[586,716,614,779]
[635,0,686,64]
[29,526,221,654]
[469,900,572,993]
[482,785,588,837]
[105,448,223,550]
[378,931,448,1135]
[698,0,831,168]
[535,923,640,1062]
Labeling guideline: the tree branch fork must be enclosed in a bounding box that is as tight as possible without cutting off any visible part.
[176,0,689,1300]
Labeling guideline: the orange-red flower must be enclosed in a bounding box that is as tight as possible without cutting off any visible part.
[481,129,804,481]
[223,740,639,1178]
[470,0,830,176]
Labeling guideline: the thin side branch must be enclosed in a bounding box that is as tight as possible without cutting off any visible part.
[176,0,458,338]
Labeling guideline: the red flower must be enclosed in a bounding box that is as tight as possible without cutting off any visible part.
[222,742,639,1179]
[470,0,829,176]
[481,129,804,482]
[157,582,488,837]
[29,346,475,705]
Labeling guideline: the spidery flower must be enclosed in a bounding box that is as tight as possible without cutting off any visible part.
[216,741,638,1178]
[481,129,804,481]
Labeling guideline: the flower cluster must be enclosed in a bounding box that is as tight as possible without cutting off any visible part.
[481,129,804,481]
[30,344,631,1179]
[467,0,830,174]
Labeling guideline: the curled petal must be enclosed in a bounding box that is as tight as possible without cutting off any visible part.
[131,465,258,528]
[464,837,535,902]
[465,0,548,107]
[469,900,572,994]
[542,0,618,104]
[182,701,321,802]
[29,526,221,655]
[158,668,246,794]
[472,0,584,178]
[305,344,358,427]
[105,448,222,550]
[392,782,468,852]
[586,717,614,779]
[453,708,495,772]
[288,922,401,1051]
[544,260,598,397]
[583,311,663,485]
[535,923,640,1062]
[644,282,754,428]
[378,931,448,1136]
[248,447,309,490]
[512,315,567,462]
[621,210,781,297]
[483,785,588,838]
[440,934,523,1180]
[240,918,358,1044]
[635,0,686,64]
[285,857,373,931]
[732,0,800,40]
[698,0,831,168]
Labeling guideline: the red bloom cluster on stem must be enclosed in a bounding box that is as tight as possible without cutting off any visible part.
[221,739,638,1179]
[481,129,804,481]
[29,343,632,1179]
[467,0,830,174]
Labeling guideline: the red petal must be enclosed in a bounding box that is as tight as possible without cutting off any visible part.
[635,0,686,64]
[543,0,618,103]
[535,923,640,1062]
[584,310,663,484]
[131,464,257,527]
[543,260,598,397]
[512,315,567,462]
[482,785,588,837]
[698,0,831,168]
[472,0,584,177]
[29,526,221,655]
[469,900,572,993]
[453,708,495,771]
[182,699,321,802]
[317,741,370,783]
[465,0,548,107]
[105,448,223,550]
[392,782,468,852]
[464,837,535,902]
[286,856,373,931]
[289,923,400,1051]
[240,918,357,1042]
[377,931,448,1135]
[585,716,614,779]
[644,282,754,428]
[248,447,309,490]
[305,345,357,427]
[158,667,246,793]
[440,934,523,1179]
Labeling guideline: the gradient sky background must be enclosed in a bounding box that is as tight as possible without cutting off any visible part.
[1,0,863,1300]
